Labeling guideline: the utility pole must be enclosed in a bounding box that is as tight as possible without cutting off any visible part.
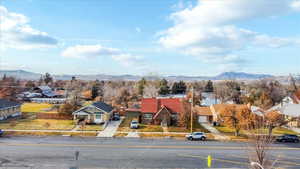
[190,86,194,133]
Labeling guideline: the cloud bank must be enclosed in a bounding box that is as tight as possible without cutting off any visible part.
[0,6,58,50]
[158,0,300,70]
[61,45,144,67]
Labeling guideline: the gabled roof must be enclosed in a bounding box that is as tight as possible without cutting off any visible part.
[0,99,21,109]
[92,102,113,113]
[141,98,183,113]
[153,105,172,119]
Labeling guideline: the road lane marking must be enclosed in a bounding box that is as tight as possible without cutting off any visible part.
[1,143,300,151]
[178,154,248,166]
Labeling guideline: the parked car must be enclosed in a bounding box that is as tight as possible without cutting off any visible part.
[130,120,139,129]
[276,134,299,143]
[112,113,120,121]
[0,129,3,137]
[186,132,206,141]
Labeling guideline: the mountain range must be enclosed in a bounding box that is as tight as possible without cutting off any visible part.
[0,70,276,81]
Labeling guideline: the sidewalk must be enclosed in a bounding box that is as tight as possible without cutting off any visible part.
[97,118,123,137]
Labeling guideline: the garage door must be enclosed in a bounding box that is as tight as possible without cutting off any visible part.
[198,116,207,123]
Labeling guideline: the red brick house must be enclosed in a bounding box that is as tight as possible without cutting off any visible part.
[141,98,186,126]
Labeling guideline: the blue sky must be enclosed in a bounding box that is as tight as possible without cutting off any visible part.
[0,0,300,76]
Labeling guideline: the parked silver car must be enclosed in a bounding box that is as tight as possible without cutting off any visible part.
[186,132,206,141]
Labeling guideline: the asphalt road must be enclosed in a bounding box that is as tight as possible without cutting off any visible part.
[1,136,300,169]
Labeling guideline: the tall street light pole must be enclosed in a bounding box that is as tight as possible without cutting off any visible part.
[190,86,194,133]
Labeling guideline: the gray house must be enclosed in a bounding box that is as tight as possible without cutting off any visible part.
[0,99,21,120]
[72,102,114,124]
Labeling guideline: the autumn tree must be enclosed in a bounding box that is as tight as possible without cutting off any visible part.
[25,80,36,89]
[0,77,19,101]
[264,111,288,136]
[219,105,258,136]
[59,103,78,114]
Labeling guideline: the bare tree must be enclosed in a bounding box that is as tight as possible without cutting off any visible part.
[143,83,159,98]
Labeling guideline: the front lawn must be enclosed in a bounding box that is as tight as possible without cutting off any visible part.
[21,103,54,113]
[79,124,103,131]
[0,119,75,130]
[168,120,210,133]
[215,126,298,136]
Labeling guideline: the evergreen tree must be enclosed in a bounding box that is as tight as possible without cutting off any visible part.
[158,78,170,95]
[44,73,53,85]
[204,80,214,92]
[172,81,187,94]
[137,77,147,96]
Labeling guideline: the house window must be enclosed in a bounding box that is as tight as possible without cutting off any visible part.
[143,113,153,119]
[95,114,102,119]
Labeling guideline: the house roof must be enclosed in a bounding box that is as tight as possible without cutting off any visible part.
[92,102,113,113]
[193,106,212,116]
[37,86,52,91]
[0,99,21,109]
[280,104,300,117]
[141,98,183,114]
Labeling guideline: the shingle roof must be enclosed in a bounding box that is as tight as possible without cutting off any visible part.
[92,102,113,113]
[0,99,21,109]
[141,98,183,113]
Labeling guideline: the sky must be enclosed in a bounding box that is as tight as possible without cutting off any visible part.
[0,0,300,76]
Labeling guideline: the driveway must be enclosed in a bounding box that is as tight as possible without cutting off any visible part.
[97,118,123,137]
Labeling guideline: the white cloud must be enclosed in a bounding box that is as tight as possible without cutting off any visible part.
[61,45,120,59]
[158,0,300,69]
[291,0,300,11]
[0,6,58,50]
[61,45,144,67]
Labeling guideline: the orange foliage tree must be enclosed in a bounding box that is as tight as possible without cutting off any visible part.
[264,111,288,136]
[219,105,259,136]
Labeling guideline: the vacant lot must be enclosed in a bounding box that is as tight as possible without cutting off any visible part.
[21,103,54,113]
[0,119,75,130]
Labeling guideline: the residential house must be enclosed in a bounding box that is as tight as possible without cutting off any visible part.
[0,99,21,120]
[267,89,300,127]
[193,106,213,123]
[33,86,56,98]
[201,92,221,106]
[72,102,114,124]
[21,86,67,103]
[141,98,186,126]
